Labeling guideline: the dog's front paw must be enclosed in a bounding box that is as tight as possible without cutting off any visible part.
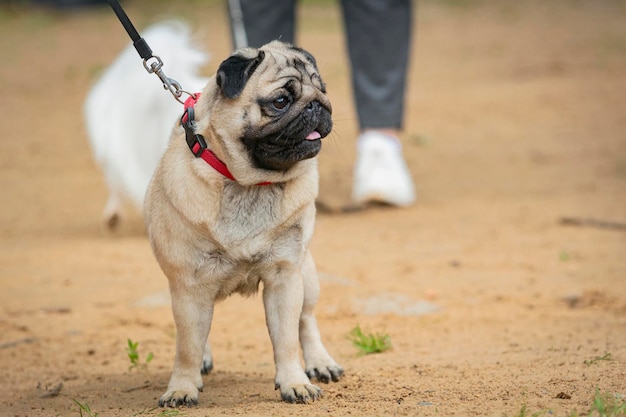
[159,380,201,408]
[276,382,322,404]
[305,363,344,384]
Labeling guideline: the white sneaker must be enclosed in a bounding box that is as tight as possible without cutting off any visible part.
[352,131,416,207]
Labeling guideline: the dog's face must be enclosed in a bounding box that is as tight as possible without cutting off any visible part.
[207,41,332,173]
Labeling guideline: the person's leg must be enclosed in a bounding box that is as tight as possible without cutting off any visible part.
[340,0,412,130]
[340,0,416,206]
[228,0,297,49]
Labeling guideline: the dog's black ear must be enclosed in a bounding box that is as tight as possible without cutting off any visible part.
[216,49,265,99]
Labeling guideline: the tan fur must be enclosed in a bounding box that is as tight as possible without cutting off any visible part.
[144,41,343,407]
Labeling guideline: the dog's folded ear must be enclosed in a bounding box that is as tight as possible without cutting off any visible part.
[216,48,265,99]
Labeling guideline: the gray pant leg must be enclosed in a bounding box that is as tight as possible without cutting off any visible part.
[340,0,413,130]
[229,0,297,49]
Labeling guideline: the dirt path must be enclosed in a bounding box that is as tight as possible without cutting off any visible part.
[1,1,625,416]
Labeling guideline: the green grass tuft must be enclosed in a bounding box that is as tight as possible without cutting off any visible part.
[348,325,392,356]
[586,388,626,417]
[126,338,154,371]
[73,399,99,417]
[508,388,626,417]
[583,352,614,366]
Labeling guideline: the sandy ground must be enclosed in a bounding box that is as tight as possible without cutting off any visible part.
[1,1,625,416]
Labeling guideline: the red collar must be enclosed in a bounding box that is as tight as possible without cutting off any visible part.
[181,93,271,186]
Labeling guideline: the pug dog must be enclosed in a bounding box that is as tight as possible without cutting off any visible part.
[144,41,343,407]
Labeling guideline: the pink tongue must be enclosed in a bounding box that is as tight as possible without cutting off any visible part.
[305,131,321,140]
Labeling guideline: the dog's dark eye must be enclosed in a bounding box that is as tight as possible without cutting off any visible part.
[272,96,290,110]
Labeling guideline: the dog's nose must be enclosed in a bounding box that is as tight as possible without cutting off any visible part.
[306,101,320,112]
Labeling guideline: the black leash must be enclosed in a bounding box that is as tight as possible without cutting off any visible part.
[106,0,192,104]
[107,0,152,59]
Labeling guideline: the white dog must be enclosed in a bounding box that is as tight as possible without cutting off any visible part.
[84,21,208,229]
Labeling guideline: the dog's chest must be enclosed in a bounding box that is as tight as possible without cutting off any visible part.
[196,185,307,298]
[211,184,287,250]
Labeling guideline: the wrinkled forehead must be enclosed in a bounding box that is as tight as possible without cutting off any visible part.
[258,44,325,92]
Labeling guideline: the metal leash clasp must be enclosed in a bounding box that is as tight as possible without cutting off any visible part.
[143,55,192,105]
[107,0,194,106]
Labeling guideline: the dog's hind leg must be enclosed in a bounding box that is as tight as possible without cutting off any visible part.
[299,251,344,384]
[201,338,213,374]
